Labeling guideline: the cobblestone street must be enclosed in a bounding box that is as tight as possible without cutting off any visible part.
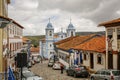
[30,60,90,80]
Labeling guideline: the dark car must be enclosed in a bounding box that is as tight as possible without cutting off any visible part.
[66,65,89,78]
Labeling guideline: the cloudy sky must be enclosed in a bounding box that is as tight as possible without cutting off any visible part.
[8,0,120,36]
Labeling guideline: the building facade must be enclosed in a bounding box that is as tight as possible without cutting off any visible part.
[0,16,24,75]
[40,19,76,59]
[99,18,120,70]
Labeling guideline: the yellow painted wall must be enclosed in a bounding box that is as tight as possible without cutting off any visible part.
[0,0,8,17]
[0,29,3,72]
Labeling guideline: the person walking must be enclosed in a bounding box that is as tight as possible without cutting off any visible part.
[60,64,64,74]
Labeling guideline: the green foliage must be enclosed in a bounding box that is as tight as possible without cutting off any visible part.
[24,35,45,47]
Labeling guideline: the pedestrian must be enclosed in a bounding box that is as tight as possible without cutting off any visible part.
[60,64,64,74]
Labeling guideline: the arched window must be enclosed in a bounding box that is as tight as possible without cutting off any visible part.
[71,31,73,36]
[50,44,52,47]
[49,31,52,36]
[97,54,102,64]
[61,35,63,38]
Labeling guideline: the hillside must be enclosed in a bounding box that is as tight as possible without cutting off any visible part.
[24,35,45,47]
[24,31,105,47]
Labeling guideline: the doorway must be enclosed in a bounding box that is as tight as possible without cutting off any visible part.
[108,51,113,69]
[117,52,120,70]
[90,53,94,69]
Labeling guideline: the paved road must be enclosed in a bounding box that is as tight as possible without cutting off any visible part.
[30,60,90,80]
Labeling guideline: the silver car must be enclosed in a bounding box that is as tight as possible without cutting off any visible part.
[90,69,120,80]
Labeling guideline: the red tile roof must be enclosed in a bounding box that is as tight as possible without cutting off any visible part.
[98,18,120,27]
[56,34,95,51]
[0,15,24,29]
[22,37,30,43]
[30,47,39,52]
[73,36,106,53]
[54,36,77,45]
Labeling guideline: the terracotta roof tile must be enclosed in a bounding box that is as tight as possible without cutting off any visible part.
[98,18,120,27]
[30,47,39,52]
[22,37,30,43]
[73,36,106,53]
[54,36,77,45]
[56,34,95,50]
[0,15,24,29]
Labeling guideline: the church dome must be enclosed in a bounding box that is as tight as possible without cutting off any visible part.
[68,23,74,29]
[47,22,53,28]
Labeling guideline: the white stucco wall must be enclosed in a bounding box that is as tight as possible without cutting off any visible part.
[82,52,106,71]
[94,53,106,71]
[113,54,117,69]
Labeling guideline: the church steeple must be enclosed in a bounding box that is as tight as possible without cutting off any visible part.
[49,18,50,23]
[66,18,76,37]
[46,18,53,29]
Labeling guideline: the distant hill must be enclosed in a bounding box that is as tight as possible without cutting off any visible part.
[24,31,105,47]
[76,31,105,36]
[24,35,45,47]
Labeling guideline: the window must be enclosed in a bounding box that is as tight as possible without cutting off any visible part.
[84,53,87,60]
[105,71,110,75]
[97,54,102,64]
[61,35,63,38]
[49,31,52,36]
[117,28,120,39]
[101,71,106,75]
[50,44,52,47]
[71,31,73,36]
[95,71,101,74]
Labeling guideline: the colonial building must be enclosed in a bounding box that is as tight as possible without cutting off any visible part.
[73,35,106,71]
[54,34,96,67]
[0,0,10,17]
[0,16,24,75]
[98,18,120,70]
[40,19,76,59]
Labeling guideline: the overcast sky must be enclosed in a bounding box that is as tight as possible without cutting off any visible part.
[8,0,120,36]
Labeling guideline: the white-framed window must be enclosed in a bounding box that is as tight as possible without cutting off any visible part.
[97,54,102,64]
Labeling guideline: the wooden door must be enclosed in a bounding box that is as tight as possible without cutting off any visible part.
[90,53,94,69]
[117,52,120,70]
[108,51,113,69]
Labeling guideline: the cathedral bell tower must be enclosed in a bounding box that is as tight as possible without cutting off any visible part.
[45,18,54,59]
[66,19,76,37]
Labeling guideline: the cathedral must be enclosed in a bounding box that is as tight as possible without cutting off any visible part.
[39,19,76,59]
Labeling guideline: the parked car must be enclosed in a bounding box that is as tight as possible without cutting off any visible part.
[34,56,40,63]
[90,69,120,80]
[52,62,61,70]
[48,59,54,67]
[22,70,43,80]
[66,65,89,78]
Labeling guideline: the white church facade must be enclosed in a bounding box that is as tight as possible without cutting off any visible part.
[40,19,76,59]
